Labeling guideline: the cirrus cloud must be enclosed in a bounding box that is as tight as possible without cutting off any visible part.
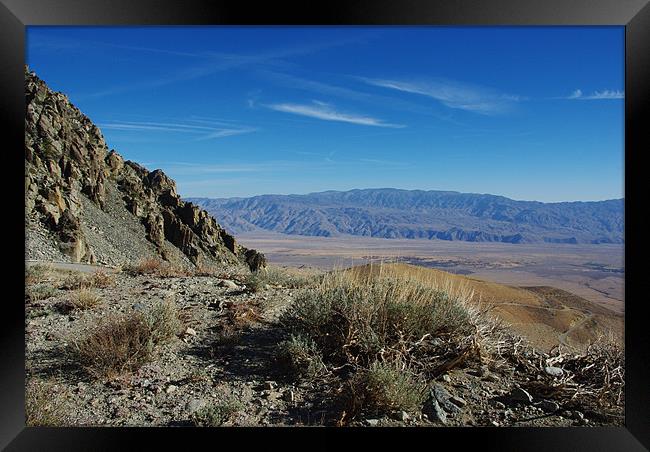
[265,100,405,128]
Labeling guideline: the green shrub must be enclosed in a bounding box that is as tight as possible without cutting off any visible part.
[344,359,428,417]
[27,284,58,301]
[191,398,244,426]
[281,271,474,367]
[275,334,327,380]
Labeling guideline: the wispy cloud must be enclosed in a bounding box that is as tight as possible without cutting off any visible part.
[98,120,256,140]
[265,101,405,128]
[360,77,522,115]
[566,89,624,100]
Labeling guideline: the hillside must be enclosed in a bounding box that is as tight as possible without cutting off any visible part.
[24,67,264,271]
[347,263,623,353]
[189,189,623,244]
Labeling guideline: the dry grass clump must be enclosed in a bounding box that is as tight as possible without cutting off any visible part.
[67,288,102,311]
[25,379,70,426]
[72,300,181,379]
[60,271,115,290]
[124,258,188,278]
[191,397,244,426]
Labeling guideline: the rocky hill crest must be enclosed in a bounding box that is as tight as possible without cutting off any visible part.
[25,67,264,271]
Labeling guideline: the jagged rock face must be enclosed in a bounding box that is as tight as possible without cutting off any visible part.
[25,67,265,271]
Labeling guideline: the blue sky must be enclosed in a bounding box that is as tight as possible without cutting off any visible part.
[26,27,624,202]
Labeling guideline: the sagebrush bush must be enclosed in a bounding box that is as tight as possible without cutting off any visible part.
[25,379,70,426]
[25,264,53,285]
[26,284,58,301]
[191,398,244,426]
[244,266,315,293]
[142,299,184,344]
[275,334,327,380]
[344,359,428,416]
[72,300,181,379]
[282,270,474,367]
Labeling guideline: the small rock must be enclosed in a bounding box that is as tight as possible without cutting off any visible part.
[283,390,295,403]
[483,373,500,383]
[165,385,178,394]
[537,400,559,413]
[491,420,500,427]
[449,396,467,408]
[441,374,451,382]
[544,366,564,378]
[218,279,238,289]
[426,398,447,425]
[510,387,533,404]
[132,302,146,311]
[365,419,380,427]
[264,381,277,390]
[495,401,506,409]
[185,327,197,336]
[186,399,207,413]
[572,410,584,420]
[392,410,409,422]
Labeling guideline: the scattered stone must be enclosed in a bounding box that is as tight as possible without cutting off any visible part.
[483,373,500,383]
[186,399,207,413]
[218,280,238,289]
[495,401,506,409]
[165,385,178,394]
[544,366,564,378]
[185,327,197,336]
[491,420,500,427]
[264,381,277,390]
[365,419,380,427]
[426,398,447,425]
[510,387,533,404]
[441,374,451,382]
[430,384,460,413]
[537,400,559,413]
[449,396,467,408]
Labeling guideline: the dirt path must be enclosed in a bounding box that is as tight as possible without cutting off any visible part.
[25,260,120,274]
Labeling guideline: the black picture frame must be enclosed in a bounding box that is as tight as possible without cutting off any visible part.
[2,1,648,450]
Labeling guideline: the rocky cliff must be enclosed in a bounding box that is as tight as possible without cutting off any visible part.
[25,67,265,271]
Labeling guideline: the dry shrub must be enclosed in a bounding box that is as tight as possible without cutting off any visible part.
[25,379,70,426]
[89,271,114,288]
[67,288,102,311]
[193,261,221,277]
[72,300,181,379]
[60,271,114,290]
[125,258,188,278]
[523,336,624,415]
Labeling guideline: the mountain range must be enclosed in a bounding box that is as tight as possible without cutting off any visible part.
[188,189,624,244]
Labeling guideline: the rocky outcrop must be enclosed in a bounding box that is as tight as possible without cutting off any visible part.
[25,66,265,271]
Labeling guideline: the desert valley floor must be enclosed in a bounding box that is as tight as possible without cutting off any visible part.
[236,233,624,315]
